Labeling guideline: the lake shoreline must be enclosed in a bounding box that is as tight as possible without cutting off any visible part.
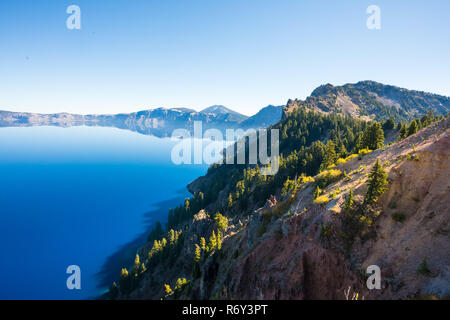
[94,189,193,299]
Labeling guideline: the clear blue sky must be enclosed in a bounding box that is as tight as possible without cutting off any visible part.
[0,0,449,116]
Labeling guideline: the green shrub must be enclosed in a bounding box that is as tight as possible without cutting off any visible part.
[346,154,359,161]
[358,148,372,156]
[388,200,397,209]
[275,230,283,241]
[258,225,267,236]
[300,175,315,184]
[391,213,406,222]
[330,188,341,199]
[337,154,359,165]
[417,258,431,276]
[317,169,343,188]
[313,195,330,205]
[272,198,294,217]
[320,224,333,239]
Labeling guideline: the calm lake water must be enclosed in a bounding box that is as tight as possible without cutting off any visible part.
[0,126,208,299]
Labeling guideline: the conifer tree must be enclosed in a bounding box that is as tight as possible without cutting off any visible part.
[194,244,201,263]
[314,186,321,199]
[119,268,132,294]
[109,282,119,300]
[362,122,384,150]
[355,135,364,152]
[227,193,233,208]
[169,229,175,245]
[121,268,129,278]
[399,124,407,139]
[200,237,206,251]
[164,284,173,296]
[321,140,337,169]
[214,213,228,232]
[364,159,388,205]
[344,188,354,211]
[208,231,217,251]
[383,116,395,131]
[217,231,222,250]
[175,278,187,291]
[132,254,140,276]
[407,119,419,136]
[193,244,201,279]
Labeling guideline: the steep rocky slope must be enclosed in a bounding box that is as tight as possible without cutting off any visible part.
[214,118,449,300]
[119,117,449,300]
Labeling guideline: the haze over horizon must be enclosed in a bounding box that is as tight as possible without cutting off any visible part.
[1,0,449,116]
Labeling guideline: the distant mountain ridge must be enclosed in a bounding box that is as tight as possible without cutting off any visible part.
[1,81,448,137]
[0,105,283,137]
[240,105,284,129]
[285,81,449,122]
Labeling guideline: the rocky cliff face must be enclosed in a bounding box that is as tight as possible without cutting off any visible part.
[284,81,450,123]
[119,117,449,300]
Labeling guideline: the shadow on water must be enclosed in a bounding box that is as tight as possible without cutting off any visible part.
[95,189,189,293]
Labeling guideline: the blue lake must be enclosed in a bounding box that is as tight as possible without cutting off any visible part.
[0,126,208,299]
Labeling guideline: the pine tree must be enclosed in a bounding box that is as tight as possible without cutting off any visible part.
[214,212,228,232]
[132,254,140,276]
[194,244,201,263]
[119,268,132,294]
[109,282,119,300]
[407,119,419,136]
[208,231,217,251]
[193,243,201,278]
[169,229,175,245]
[164,284,173,296]
[227,193,233,208]
[321,140,337,169]
[148,221,163,242]
[314,186,321,199]
[217,231,222,250]
[338,143,347,158]
[362,122,384,150]
[344,188,354,211]
[364,159,388,205]
[175,278,187,291]
[120,268,129,278]
[383,116,395,131]
[355,135,364,152]
[399,124,407,139]
[200,237,206,250]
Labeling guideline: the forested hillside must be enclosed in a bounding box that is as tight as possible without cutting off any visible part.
[108,97,448,300]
